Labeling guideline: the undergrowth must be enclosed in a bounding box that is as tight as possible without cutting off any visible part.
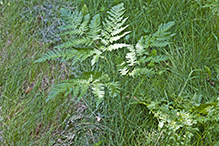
[1,0,219,145]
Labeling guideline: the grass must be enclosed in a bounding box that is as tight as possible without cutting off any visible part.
[0,0,219,145]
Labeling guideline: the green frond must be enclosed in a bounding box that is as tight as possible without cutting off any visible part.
[102,3,130,46]
[45,71,112,106]
[107,43,130,51]
[109,31,131,43]
[126,46,137,66]
[91,83,105,107]
[155,21,175,36]
[107,3,125,21]
[80,14,91,32]
[120,21,175,76]
[46,83,73,102]
[101,30,110,45]
[55,37,91,49]
[150,41,171,48]
[129,68,154,78]
[107,82,120,98]
[119,67,129,75]
[91,49,102,66]
[59,13,90,37]
[34,47,94,65]
[60,8,83,29]
[135,36,145,56]
[66,48,95,65]
[34,49,65,63]
[88,14,101,41]
[46,78,90,102]
[150,55,169,63]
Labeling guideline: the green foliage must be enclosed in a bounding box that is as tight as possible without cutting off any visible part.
[118,21,174,77]
[2,0,219,145]
[35,3,131,105]
[35,2,219,144]
[35,3,174,108]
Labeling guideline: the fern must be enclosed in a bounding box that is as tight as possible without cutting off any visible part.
[101,3,131,51]
[46,71,120,107]
[34,3,174,107]
[118,21,175,77]
[35,3,130,66]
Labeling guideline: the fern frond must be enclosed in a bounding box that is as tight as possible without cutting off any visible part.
[155,21,175,36]
[126,45,137,66]
[119,67,129,75]
[150,41,171,48]
[55,37,91,49]
[111,18,129,36]
[91,83,105,107]
[34,49,65,63]
[150,55,169,63]
[60,8,83,29]
[34,47,95,65]
[91,49,102,66]
[107,3,125,22]
[102,3,130,48]
[46,79,89,102]
[66,48,95,65]
[107,81,120,98]
[46,71,109,103]
[135,36,145,56]
[119,21,175,76]
[109,31,130,43]
[107,43,130,51]
[88,14,101,41]
[129,68,154,77]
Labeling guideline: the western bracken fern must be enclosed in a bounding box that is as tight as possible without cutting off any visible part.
[117,21,175,77]
[35,3,130,105]
[34,3,175,107]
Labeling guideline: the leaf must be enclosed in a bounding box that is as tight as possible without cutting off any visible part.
[46,83,74,102]
[91,49,102,66]
[119,67,129,75]
[77,84,89,102]
[136,36,145,56]
[126,46,137,66]
[156,21,175,35]
[111,24,129,36]
[102,3,131,45]
[190,103,217,115]
[88,14,101,41]
[129,68,154,77]
[107,82,120,98]
[34,49,64,63]
[109,31,131,43]
[107,43,130,51]
[149,49,157,56]
[92,83,105,107]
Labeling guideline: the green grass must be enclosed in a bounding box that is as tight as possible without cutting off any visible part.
[1,0,219,145]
